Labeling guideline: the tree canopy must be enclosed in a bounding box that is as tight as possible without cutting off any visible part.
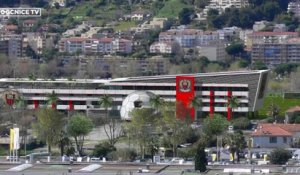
[34,108,65,153]
[270,148,292,165]
[67,114,93,156]
[202,114,230,135]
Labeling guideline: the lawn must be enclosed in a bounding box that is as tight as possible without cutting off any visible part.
[114,21,137,31]
[65,2,123,23]
[156,0,191,18]
[258,95,300,118]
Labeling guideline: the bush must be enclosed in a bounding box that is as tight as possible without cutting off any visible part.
[289,114,300,124]
[231,117,250,130]
[195,145,207,172]
[26,139,46,150]
[270,148,292,165]
[177,147,195,160]
[0,146,7,156]
[266,116,274,123]
[202,114,230,135]
[107,148,137,162]
[93,142,116,157]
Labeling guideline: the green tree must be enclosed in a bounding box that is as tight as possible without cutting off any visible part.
[125,108,156,159]
[25,45,38,59]
[99,95,120,147]
[178,7,194,25]
[46,90,59,109]
[194,144,207,172]
[263,1,281,21]
[150,95,165,114]
[189,97,202,121]
[202,114,230,135]
[227,96,240,120]
[223,131,246,163]
[270,148,292,165]
[251,61,268,70]
[34,108,65,154]
[86,7,94,16]
[225,43,245,60]
[28,73,37,81]
[161,102,191,157]
[231,117,250,130]
[99,95,113,113]
[195,0,210,8]
[67,114,93,156]
[93,141,116,157]
[268,102,280,121]
[57,131,72,157]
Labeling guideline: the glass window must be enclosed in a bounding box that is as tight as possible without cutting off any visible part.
[283,137,287,143]
[270,137,277,143]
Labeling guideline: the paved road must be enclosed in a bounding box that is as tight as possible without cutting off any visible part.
[0,163,297,175]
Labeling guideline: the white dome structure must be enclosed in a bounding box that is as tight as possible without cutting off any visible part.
[120,91,155,120]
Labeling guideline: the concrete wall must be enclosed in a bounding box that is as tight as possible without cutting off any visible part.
[253,136,292,148]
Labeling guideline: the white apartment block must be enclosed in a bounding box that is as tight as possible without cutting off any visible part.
[150,42,174,54]
[59,37,132,54]
[157,29,219,48]
[203,0,249,18]
[288,1,300,19]
[51,0,66,7]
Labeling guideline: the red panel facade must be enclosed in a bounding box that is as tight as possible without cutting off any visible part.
[34,100,38,109]
[176,76,195,121]
[69,100,74,110]
[227,90,232,121]
[209,89,214,118]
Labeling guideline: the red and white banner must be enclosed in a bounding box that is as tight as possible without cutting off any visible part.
[176,76,195,121]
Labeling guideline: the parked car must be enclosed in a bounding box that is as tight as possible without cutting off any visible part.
[90,157,101,161]
[6,156,18,161]
[171,157,185,164]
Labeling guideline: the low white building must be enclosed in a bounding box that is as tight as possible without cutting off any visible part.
[251,124,300,148]
[150,42,174,54]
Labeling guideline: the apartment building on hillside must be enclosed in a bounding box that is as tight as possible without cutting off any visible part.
[59,37,132,54]
[250,32,300,67]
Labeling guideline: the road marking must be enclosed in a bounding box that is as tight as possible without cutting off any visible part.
[78,164,101,172]
[6,163,33,172]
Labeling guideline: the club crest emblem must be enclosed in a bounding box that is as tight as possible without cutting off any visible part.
[1,90,19,106]
[179,79,191,92]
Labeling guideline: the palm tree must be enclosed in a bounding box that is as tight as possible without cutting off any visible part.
[150,95,165,114]
[99,94,113,117]
[268,102,280,122]
[99,94,118,146]
[227,96,239,121]
[189,96,202,121]
[224,131,246,163]
[46,90,59,109]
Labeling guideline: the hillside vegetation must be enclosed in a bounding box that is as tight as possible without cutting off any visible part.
[258,96,300,118]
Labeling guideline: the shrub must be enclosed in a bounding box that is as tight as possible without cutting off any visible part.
[107,148,137,162]
[26,139,46,150]
[270,148,292,165]
[202,114,230,135]
[195,145,207,172]
[177,147,195,160]
[231,117,250,130]
[93,142,116,157]
[266,116,274,123]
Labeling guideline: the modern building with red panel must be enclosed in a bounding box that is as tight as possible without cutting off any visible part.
[0,70,268,121]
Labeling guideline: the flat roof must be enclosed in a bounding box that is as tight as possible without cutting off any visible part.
[0,70,268,84]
